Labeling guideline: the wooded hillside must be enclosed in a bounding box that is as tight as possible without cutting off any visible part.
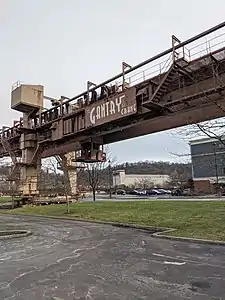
[113,161,191,176]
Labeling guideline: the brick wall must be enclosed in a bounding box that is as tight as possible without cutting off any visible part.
[194,180,213,194]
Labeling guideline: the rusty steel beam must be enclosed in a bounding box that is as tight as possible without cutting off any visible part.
[41,103,225,157]
[37,89,225,157]
[11,20,222,123]
[1,22,225,160]
[56,21,225,107]
[103,98,225,144]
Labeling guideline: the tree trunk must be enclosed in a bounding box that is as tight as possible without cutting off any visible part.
[65,173,70,213]
[10,181,14,209]
[66,193,70,214]
[92,188,96,202]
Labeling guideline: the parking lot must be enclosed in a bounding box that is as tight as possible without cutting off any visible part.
[84,193,225,202]
[0,214,225,299]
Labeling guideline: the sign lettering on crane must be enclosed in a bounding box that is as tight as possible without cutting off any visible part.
[85,87,137,127]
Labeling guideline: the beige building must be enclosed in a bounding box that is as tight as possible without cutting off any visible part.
[112,170,170,188]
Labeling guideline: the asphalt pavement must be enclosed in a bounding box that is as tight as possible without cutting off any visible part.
[84,193,225,201]
[0,214,225,299]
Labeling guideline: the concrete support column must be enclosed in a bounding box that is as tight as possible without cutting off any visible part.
[19,113,38,196]
[19,165,38,196]
[65,152,77,196]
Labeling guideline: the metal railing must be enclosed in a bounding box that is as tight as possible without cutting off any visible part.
[62,26,225,105]
[1,22,225,140]
[188,31,225,60]
[11,81,23,92]
[123,28,225,88]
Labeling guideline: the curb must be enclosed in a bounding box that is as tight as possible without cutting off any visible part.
[1,213,225,246]
[0,230,32,240]
[152,228,225,246]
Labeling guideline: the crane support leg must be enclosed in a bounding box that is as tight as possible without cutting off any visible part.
[19,165,38,196]
[19,113,39,196]
[65,152,78,196]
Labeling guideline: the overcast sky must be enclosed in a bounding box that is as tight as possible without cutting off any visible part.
[1,0,225,163]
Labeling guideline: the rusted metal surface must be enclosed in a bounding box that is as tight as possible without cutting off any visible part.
[103,97,225,144]
[2,22,225,198]
[0,61,225,159]
[41,141,81,158]
[85,87,137,127]
[1,21,225,162]
[38,20,225,110]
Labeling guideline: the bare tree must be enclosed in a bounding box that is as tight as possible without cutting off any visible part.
[174,117,225,145]
[133,178,154,189]
[0,158,20,208]
[171,117,225,174]
[169,169,190,188]
[82,163,104,202]
[81,147,116,201]
[41,157,64,194]
[55,155,71,213]
[169,117,225,176]
[172,47,225,145]
[0,159,11,193]
[42,153,83,213]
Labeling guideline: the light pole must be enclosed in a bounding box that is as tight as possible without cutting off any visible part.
[108,160,112,199]
[213,142,219,194]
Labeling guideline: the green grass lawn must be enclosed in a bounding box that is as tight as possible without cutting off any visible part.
[0,196,12,204]
[1,200,225,241]
[0,196,23,204]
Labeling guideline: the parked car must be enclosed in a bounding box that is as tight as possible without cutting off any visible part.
[146,189,163,195]
[171,188,191,196]
[171,189,182,196]
[133,189,146,195]
[112,189,126,195]
[157,188,172,194]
